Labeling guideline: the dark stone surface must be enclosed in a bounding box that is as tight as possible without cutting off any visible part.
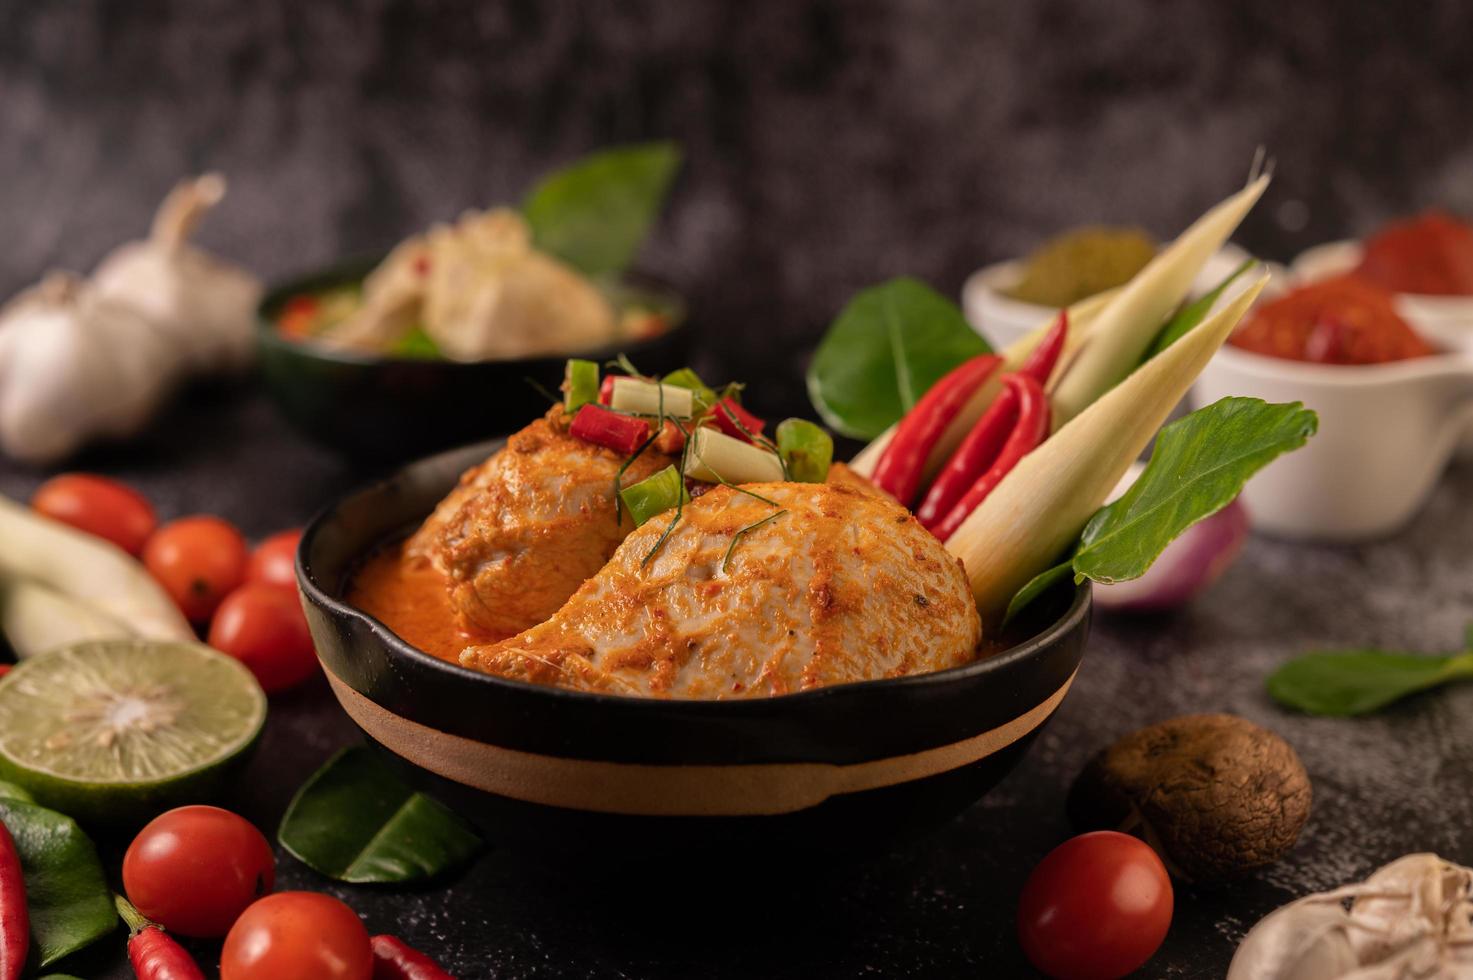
[2,386,1471,979]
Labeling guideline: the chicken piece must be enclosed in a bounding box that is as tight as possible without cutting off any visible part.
[407,406,673,637]
[319,236,430,351]
[459,481,982,698]
[421,208,616,361]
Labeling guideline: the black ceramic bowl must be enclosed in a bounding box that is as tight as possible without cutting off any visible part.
[257,260,689,463]
[298,440,1091,860]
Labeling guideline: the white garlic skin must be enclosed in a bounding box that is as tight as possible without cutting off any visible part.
[0,275,186,464]
[1229,854,1473,979]
[1227,902,1359,980]
[91,173,263,373]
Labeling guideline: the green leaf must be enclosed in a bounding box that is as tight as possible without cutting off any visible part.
[1267,649,1473,716]
[1002,561,1074,628]
[523,142,682,278]
[1146,258,1256,359]
[279,747,481,884]
[807,278,992,440]
[1072,398,1317,584]
[0,799,116,968]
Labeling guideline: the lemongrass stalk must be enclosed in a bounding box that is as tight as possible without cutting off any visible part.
[0,495,194,641]
[950,274,1267,622]
[1048,174,1269,427]
[0,576,135,659]
[849,286,1121,479]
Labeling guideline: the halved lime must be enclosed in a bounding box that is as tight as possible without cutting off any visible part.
[0,639,267,825]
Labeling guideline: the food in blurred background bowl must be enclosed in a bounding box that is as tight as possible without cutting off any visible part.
[1292,210,1473,353]
[258,261,686,462]
[257,142,690,462]
[1194,276,1473,541]
[962,224,1259,349]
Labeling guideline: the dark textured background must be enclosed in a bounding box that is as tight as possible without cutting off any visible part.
[4,2,1473,977]
[5,0,1473,414]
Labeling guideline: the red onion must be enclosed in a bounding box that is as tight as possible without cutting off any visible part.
[1093,463,1250,612]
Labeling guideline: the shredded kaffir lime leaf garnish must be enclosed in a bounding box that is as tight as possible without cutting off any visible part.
[523,375,561,406]
[723,510,788,573]
[612,383,673,522]
[608,352,643,377]
[642,425,692,567]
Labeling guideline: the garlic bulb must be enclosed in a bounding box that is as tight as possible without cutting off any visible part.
[0,175,261,464]
[91,173,263,373]
[0,274,186,463]
[1228,854,1473,979]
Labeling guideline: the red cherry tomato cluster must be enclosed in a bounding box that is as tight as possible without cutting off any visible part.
[29,473,316,694]
[121,806,451,979]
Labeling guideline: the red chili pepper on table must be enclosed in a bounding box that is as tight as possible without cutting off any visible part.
[371,934,456,980]
[568,404,653,455]
[870,354,1003,507]
[0,819,27,980]
[710,398,766,443]
[931,373,1051,541]
[1020,310,1069,386]
[116,894,206,980]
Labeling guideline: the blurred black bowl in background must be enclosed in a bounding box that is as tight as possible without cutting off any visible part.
[257,259,689,464]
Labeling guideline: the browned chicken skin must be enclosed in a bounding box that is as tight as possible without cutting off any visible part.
[407,406,673,637]
[459,481,982,698]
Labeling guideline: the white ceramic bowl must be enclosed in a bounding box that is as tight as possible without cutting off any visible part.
[1193,345,1473,542]
[963,244,1258,349]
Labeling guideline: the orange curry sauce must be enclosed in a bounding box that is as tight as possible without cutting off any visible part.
[348,544,504,664]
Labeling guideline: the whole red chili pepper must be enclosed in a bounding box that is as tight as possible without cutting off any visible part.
[0,819,27,980]
[116,895,205,980]
[871,354,1002,507]
[371,934,456,980]
[915,380,1022,531]
[931,373,1051,541]
[1020,310,1069,386]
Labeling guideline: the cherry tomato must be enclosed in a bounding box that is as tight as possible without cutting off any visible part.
[122,805,275,938]
[143,516,250,622]
[1017,831,1173,980]
[246,529,302,590]
[221,892,372,980]
[31,474,157,556]
[208,584,317,693]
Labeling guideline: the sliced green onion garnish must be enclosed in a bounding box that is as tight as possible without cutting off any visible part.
[661,367,717,409]
[620,465,690,527]
[776,418,833,483]
[564,359,600,412]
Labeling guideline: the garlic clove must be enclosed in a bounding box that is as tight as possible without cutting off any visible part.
[91,173,263,374]
[1227,902,1360,980]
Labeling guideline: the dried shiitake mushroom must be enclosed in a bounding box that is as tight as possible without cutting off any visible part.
[1067,713,1311,882]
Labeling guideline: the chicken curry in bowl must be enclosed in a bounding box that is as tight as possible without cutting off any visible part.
[347,359,984,699]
